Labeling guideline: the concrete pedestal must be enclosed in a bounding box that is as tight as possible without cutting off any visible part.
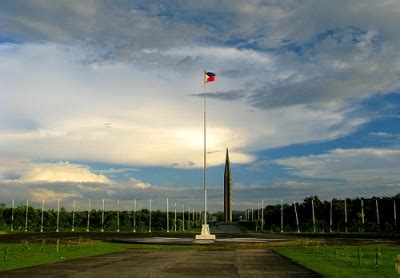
[195,224,216,240]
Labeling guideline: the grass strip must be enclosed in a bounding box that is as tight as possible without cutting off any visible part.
[275,244,400,277]
[0,240,199,271]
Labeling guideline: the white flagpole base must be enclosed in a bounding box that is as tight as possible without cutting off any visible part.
[195,224,216,240]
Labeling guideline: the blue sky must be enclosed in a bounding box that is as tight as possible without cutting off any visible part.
[1,0,400,211]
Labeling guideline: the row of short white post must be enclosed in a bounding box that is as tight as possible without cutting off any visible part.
[247,198,397,233]
[10,198,203,233]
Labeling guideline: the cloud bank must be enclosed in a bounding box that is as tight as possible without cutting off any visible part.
[1,1,400,207]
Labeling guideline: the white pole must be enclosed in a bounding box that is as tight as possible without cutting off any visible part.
[166,198,169,232]
[394,199,397,230]
[72,199,75,232]
[361,199,365,225]
[11,199,14,232]
[25,199,28,232]
[117,199,120,232]
[56,199,60,232]
[330,199,333,233]
[344,198,348,233]
[86,199,91,232]
[312,198,316,233]
[257,202,260,221]
[101,199,105,232]
[188,207,190,226]
[183,204,185,231]
[174,203,177,232]
[261,200,264,231]
[149,199,152,233]
[294,201,299,233]
[40,200,44,232]
[133,199,136,233]
[375,198,380,226]
[192,208,195,226]
[280,200,283,233]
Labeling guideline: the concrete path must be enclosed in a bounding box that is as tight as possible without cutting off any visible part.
[1,249,320,277]
[117,236,288,244]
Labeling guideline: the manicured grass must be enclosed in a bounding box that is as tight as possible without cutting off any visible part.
[276,244,400,277]
[0,240,199,271]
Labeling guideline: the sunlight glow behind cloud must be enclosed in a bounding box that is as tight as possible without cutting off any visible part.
[0,161,110,184]
[0,42,358,168]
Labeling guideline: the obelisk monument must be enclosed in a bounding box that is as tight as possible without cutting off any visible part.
[224,148,232,222]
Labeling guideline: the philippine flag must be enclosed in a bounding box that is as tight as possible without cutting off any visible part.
[204,71,216,83]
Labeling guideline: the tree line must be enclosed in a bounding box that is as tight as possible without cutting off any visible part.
[0,205,202,232]
[0,194,398,233]
[249,195,400,233]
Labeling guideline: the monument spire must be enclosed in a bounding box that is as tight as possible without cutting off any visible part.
[224,148,232,222]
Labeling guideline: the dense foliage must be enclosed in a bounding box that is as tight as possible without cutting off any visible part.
[0,205,202,232]
[257,195,400,232]
[0,194,398,233]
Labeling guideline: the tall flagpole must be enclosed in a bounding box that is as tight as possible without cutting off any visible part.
[203,70,207,225]
[196,70,215,240]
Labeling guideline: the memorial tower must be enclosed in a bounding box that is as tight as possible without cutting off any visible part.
[224,148,232,222]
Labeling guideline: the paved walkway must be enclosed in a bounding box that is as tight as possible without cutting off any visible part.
[1,249,320,277]
[116,236,288,244]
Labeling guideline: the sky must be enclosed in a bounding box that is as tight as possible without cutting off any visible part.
[1,0,400,212]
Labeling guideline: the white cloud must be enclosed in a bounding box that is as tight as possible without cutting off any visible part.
[2,0,400,206]
[131,178,152,189]
[30,189,80,201]
[0,160,110,184]
[0,42,363,168]
[3,1,400,110]
[96,168,139,175]
[21,162,110,184]
[276,148,400,186]
[369,132,397,138]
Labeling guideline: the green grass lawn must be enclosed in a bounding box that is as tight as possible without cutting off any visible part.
[0,240,199,271]
[276,244,400,277]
